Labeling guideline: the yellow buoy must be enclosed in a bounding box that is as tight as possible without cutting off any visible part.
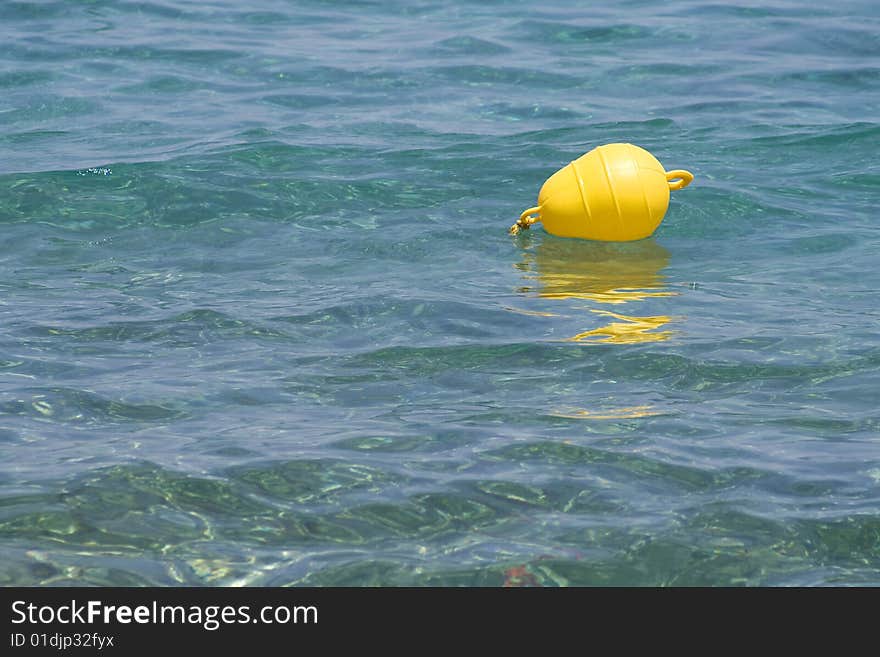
[511,143,693,241]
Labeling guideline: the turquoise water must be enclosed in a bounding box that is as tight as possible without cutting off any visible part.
[2,0,879,586]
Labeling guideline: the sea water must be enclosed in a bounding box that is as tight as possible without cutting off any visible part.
[1,0,879,585]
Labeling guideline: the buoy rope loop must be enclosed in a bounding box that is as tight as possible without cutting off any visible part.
[509,206,542,235]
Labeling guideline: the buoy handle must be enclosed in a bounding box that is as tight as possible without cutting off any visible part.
[666,169,694,191]
[510,206,542,235]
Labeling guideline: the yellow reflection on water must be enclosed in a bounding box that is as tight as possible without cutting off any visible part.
[550,405,660,420]
[523,238,677,305]
[514,238,682,420]
[518,238,679,345]
[567,310,673,344]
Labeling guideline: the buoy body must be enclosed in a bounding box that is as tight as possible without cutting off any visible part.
[514,143,693,241]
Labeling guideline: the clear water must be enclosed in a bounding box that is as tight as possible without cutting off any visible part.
[2,0,879,586]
